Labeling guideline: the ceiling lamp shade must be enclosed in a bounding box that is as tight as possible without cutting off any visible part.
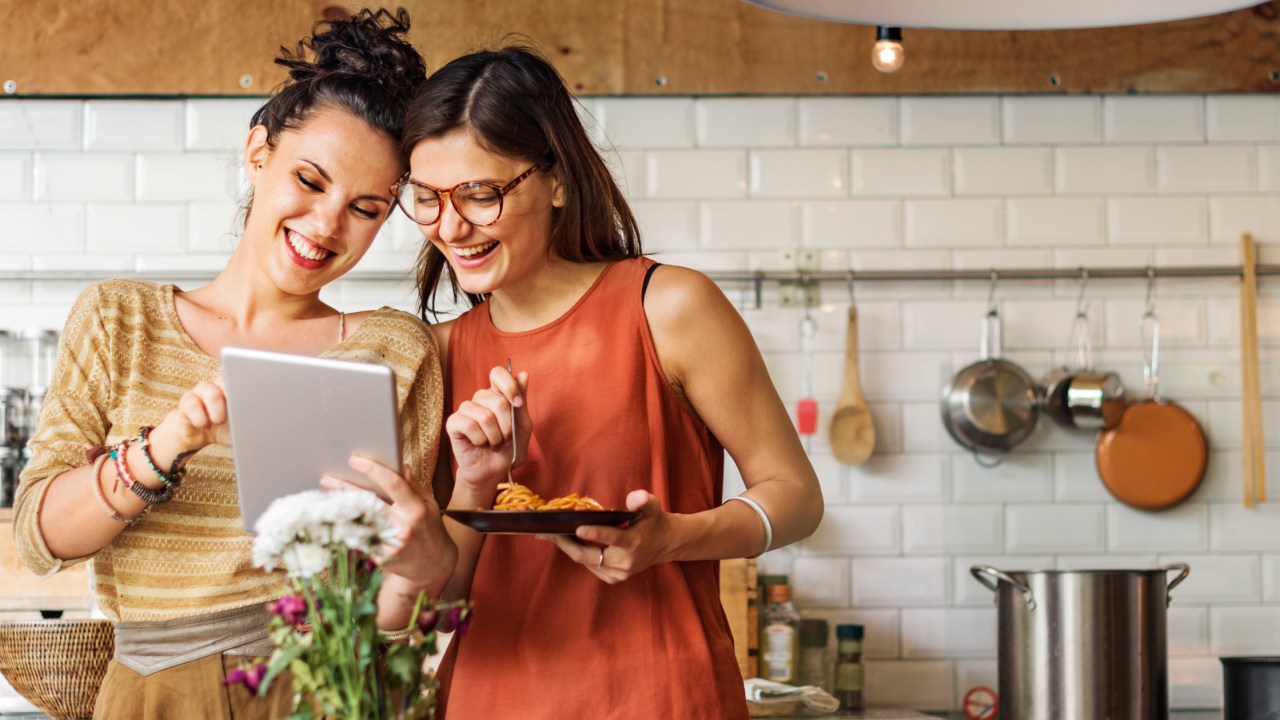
[741,0,1264,30]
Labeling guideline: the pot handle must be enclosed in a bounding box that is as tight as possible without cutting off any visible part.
[1162,563,1190,607]
[979,309,1002,361]
[972,451,1006,468]
[970,565,1037,610]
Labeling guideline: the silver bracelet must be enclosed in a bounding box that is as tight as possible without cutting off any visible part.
[725,495,773,557]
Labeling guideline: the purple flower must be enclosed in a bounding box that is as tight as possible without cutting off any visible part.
[354,550,379,574]
[224,662,268,694]
[267,594,309,628]
[442,604,478,632]
[451,606,473,636]
[416,609,439,634]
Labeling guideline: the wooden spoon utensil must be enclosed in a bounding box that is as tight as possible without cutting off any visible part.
[1241,233,1267,506]
[829,305,876,465]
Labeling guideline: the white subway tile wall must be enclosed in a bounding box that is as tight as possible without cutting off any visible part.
[952,147,1053,196]
[1055,146,1156,195]
[1002,97,1102,145]
[84,101,184,151]
[0,155,31,200]
[797,97,898,147]
[1,95,1277,711]
[1207,95,1280,142]
[0,101,83,150]
[1261,145,1280,190]
[900,97,1000,146]
[1103,95,1206,144]
[695,98,796,148]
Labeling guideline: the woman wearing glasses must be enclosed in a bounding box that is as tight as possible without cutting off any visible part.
[13,10,455,718]
[391,45,823,718]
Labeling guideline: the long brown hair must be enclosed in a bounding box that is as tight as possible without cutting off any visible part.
[402,43,643,318]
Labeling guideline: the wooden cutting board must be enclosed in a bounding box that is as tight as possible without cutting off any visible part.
[719,557,757,679]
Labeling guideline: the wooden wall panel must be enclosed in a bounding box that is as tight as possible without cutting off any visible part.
[621,0,1280,94]
[2,0,1279,96]
[0,1,313,96]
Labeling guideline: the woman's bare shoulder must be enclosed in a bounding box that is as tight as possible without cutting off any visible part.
[642,264,737,330]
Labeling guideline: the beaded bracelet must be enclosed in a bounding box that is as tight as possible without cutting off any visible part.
[112,440,173,505]
[88,454,126,523]
[136,426,183,488]
[90,453,149,526]
[111,440,136,488]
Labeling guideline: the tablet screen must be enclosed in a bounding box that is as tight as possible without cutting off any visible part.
[221,346,401,531]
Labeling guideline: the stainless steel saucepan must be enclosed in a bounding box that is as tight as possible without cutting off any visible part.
[1042,308,1126,430]
[941,306,1040,464]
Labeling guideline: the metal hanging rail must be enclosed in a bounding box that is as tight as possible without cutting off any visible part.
[0,263,1273,309]
[3,264,1273,283]
[707,264,1280,310]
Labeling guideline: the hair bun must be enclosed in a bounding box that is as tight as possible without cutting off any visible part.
[248,6,426,162]
[276,7,425,101]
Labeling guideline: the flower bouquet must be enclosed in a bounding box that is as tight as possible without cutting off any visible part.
[230,489,469,720]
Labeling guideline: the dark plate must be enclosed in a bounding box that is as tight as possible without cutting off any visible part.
[444,509,640,535]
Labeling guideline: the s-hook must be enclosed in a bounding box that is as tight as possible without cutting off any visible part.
[986,270,1000,316]
[1143,266,1157,319]
[1141,267,1161,398]
[1069,269,1092,371]
[1075,268,1090,317]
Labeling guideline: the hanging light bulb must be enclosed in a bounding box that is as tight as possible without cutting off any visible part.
[870,26,904,73]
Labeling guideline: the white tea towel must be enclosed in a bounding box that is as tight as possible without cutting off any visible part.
[744,678,841,716]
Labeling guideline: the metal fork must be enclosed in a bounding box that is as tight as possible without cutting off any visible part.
[507,358,517,484]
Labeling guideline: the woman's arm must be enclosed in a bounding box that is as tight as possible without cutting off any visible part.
[429,320,533,601]
[566,265,823,579]
[438,378,528,600]
[35,385,227,561]
[331,457,456,631]
[15,285,223,573]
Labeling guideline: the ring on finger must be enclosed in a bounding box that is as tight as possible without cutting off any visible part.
[595,547,605,569]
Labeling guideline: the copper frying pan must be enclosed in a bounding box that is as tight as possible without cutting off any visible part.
[1095,312,1207,511]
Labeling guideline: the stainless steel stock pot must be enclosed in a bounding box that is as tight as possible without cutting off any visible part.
[971,564,1190,720]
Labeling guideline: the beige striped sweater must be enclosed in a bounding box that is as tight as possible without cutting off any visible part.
[13,279,443,622]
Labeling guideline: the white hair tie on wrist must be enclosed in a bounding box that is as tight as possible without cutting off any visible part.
[725,495,773,557]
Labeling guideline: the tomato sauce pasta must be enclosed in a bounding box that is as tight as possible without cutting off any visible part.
[493,482,605,511]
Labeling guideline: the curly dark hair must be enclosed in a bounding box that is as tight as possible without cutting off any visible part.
[251,7,426,152]
[403,43,643,318]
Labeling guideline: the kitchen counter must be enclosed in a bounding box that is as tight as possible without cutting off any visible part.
[926,707,1213,712]
[752,707,1223,712]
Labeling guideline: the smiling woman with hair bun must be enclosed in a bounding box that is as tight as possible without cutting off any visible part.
[11,9,456,719]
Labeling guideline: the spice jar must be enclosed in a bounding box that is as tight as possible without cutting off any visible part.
[834,623,865,713]
[761,583,801,683]
[798,618,830,691]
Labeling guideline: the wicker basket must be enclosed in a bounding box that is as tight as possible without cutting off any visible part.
[0,619,114,720]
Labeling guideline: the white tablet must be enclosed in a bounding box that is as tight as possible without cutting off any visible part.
[221,346,401,531]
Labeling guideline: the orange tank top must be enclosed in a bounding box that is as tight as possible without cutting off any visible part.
[437,257,748,720]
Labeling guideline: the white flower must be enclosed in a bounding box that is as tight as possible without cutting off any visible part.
[282,542,329,578]
[251,489,396,573]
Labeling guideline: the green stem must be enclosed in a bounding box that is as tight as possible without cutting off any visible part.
[339,544,361,720]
